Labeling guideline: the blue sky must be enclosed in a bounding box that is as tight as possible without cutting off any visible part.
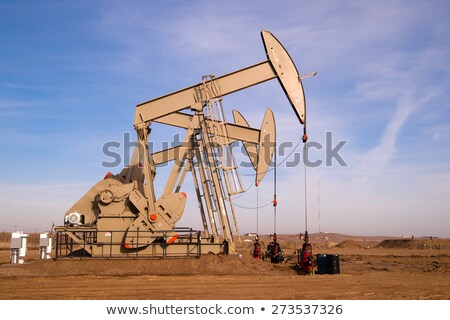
[0,0,449,237]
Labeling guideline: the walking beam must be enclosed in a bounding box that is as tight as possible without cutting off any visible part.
[134,31,306,126]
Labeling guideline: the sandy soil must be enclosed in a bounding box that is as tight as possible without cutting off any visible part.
[0,234,449,300]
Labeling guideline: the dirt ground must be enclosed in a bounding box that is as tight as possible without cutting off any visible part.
[0,234,449,300]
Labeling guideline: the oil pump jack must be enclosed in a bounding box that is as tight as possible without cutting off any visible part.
[55,30,308,258]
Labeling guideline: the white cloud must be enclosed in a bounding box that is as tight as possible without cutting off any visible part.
[2,0,450,237]
[431,124,450,141]
[0,100,44,108]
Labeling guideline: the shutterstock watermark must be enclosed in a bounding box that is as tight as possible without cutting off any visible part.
[101,132,347,169]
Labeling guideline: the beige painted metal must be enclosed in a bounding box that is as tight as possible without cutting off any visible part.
[154,111,260,144]
[203,95,243,245]
[187,156,210,238]
[134,61,276,125]
[193,141,220,240]
[59,30,307,258]
[134,30,306,127]
[261,31,306,124]
[161,127,193,196]
[197,110,235,250]
[256,108,276,186]
[232,109,258,169]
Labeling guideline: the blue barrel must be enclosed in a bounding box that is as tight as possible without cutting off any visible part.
[316,254,329,274]
[326,254,340,274]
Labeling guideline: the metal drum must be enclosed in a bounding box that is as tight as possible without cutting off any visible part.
[10,249,19,264]
[316,254,329,274]
[326,254,340,274]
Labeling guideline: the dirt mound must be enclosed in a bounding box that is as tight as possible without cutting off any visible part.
[0,253,294,278]
[377,239,415,248]
[336,240,360,248]
[377,238,450,249]
[314,241,338,249]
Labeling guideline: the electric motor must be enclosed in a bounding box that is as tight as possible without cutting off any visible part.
[66,212,82,226]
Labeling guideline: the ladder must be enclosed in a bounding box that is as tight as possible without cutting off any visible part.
[194,75,244,245]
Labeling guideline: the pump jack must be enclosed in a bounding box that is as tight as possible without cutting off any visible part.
[55,30,308,258]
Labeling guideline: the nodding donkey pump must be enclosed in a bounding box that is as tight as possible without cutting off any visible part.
[56,31,311,258]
